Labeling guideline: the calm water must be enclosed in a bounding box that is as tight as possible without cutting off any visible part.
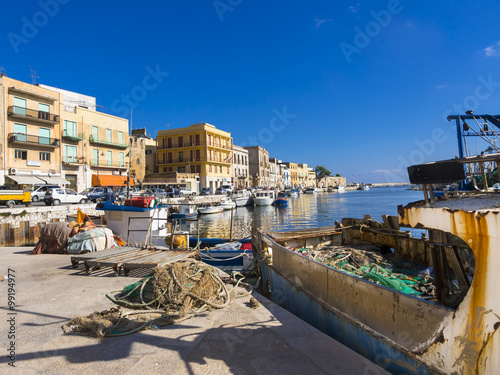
[184,186,424,239]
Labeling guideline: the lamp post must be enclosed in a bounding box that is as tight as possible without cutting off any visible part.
[96,149,104,187]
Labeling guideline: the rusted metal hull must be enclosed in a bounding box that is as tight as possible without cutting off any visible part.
[252,225,458,374]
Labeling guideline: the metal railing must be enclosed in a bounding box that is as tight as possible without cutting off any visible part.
[62,130,85,140]
[157,141,232,150]
[8,132,59,147]
[89,135,129,149]
[89,159,129,168]
[63,156,86,164]
[8,106,59,123]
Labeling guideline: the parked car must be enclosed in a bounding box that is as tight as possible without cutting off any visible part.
[80,187,115,202]
[200,187,213,196]
[149,188,167,199]
[116,187,142,200]
[215,187,227,195]
[30,185,61,202]
[44,188,88,206]
[165,187,181,197]
[179,187,196,196]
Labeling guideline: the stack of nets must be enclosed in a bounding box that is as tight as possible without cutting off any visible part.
[63,260,244,337]
[293,245,435,298]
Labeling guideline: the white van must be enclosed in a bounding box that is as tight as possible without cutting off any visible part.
[220,184,234,193]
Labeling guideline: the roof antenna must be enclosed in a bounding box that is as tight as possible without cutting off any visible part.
[29,67,39,85]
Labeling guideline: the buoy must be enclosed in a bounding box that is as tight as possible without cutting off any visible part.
[165,234,187,248]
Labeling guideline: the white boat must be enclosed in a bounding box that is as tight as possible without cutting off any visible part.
[289,189,299,196]
[333,185,346,192]
[253,190,275,206]
[231,189,253,206]
[304,187,318,194]
[171,198,198,220]
[220,196,236,210]
[198,205,223,215]
[357,184,370,191]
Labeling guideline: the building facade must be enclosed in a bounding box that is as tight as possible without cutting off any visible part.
[156,123,232,191]
[283,162,298,187]
[307,167,317,187]
[269,157,280,188]
[279,163,290,189]
[317,175,347,188]
[232,145,249,188]
[130,128,157,186]
[245,146,270,187]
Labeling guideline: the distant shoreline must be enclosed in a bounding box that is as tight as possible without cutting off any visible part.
[371,182,411,187]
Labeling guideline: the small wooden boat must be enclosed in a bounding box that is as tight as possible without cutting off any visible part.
[171,198,198,220]
[274,191,288,206]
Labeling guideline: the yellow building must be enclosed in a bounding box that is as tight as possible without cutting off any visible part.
[283,162,298,187]
[0,75,131,191]
[297,163,309,187]
[157,123,232,191]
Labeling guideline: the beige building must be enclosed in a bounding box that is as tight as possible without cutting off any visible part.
[307,167,317,187]
[317,175,347,188]
[0,75,131,191]
[157,123,232,191]
[232,144,249,188]
[130,128,157,185]
[269,157,280,188]
[245,146,270,187]
[297,163,309,187]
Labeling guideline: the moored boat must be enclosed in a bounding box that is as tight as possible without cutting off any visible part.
[253,189,275,206]
[198,204,223,215]
[171,198,198,220]
[220,196,236,210]
[289,189,299,196]
[273,191,288,206]
[304,187,318,194]
[231,189,253,206]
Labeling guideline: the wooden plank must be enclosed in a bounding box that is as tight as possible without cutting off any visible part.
[123,250,195,267]
[86,249,156,267]
[70,246,140,262]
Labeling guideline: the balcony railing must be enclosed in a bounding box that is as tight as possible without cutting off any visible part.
[89,135,129,149]
[62,130,85,142]
[89,159,128,169]
[8,132,59,148]
[159,157,208,164]
[157,141,232,150]
[7,106,59,124]
[63,156,86,165]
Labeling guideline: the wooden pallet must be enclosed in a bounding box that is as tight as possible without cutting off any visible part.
[70,246,195,275]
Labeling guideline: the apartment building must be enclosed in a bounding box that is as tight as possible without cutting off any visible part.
[0,75,132,191]
[232,144,249,188]
[279,163,290,189]
[156,123,232,191]
[297,163,309,187]
[269,157,280,188]
[307,167,317,187]
[283,162,298,187]
[245,146,270,187]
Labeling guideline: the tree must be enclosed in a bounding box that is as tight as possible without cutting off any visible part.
[314,165,331,177]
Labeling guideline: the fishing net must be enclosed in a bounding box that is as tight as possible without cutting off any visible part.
[294,246,436,298]
[63,260,251,337]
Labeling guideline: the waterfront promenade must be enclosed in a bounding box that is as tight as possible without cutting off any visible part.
[0,246,388,375]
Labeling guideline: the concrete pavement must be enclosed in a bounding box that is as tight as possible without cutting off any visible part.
[0,246,389,374]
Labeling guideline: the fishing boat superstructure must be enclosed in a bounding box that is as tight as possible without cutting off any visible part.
[231,189,253,206]
[253,189,275,206]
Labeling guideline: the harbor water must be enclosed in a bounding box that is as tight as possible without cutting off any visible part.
[188,186,423,239]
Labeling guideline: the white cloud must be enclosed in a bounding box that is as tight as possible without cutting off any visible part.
[483,41,500,57]
[315,18,333,29]
[372,169,402,174]
[348,3,360,13]
[436,83,449,89]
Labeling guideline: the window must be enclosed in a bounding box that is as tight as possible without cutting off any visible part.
[39,103,50,113]
[178,136,183,147]
[92,126,99,141]
[179,151,183,162]
[209,150,212,161]
[220,166,222,173]
[39,128,50,145]
[118,131,124,145]
[13,97,26,116]
[136,157,140,165]
[178,166,186,173]
[64,120,77,137]
[227,167,230,174]
[107,150,112,166]
[209,165,212,173]
[196,165,201,173]
[14,123,27,142]
[40,152,50,161]
[15,149,27,160]
[106,129,112,143]
[195,134,200,145]
[93,148,99,166]
[65,145,77,163]
[119,152,124,167]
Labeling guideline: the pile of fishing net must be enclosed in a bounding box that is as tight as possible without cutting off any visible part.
[293,245,436,298]
[63,260,250,337]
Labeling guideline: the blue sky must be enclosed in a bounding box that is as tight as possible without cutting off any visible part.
[2,0,500,182]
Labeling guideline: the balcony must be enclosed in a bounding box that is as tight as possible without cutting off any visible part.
[89,135,129,149]
[62,130,85,142]
[159,157,208,165]
[158,141,204,150]
[63,156,86,166]
[7,106,59,125]
[89,159,129,169]
[8,133,59,148]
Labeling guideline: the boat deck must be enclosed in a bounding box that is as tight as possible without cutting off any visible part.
[70,246,195,275]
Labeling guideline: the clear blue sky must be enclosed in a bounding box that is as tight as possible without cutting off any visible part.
[2,0,500,183]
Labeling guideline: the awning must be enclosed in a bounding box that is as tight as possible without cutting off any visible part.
[92,174,134,187]
[6,175,45,185]
[37,176,70,185]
